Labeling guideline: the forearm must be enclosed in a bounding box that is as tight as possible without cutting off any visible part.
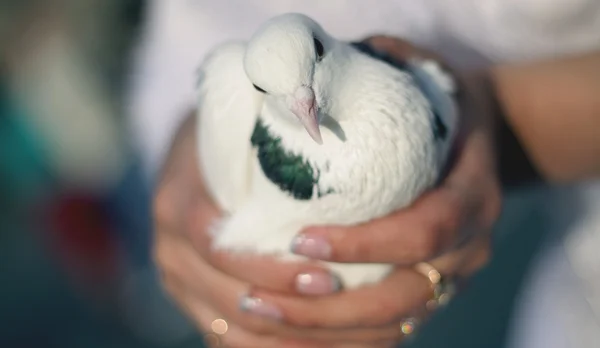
[491,51,600,183]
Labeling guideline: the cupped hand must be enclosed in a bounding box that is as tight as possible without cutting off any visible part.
[155,114,408,347]
[154,37,502,347]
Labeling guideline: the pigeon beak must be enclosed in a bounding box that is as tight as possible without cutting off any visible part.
[289,86,323,145]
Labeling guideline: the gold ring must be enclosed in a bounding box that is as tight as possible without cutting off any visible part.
[415,262,442,286]
[414,262,456,311]
[399,263,456,338]
[399,317,419,336]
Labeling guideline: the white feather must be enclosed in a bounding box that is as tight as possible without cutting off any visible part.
[196,13,459,289]
[196,42,263,213]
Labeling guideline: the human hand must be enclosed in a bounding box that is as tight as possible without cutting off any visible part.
[154,113,415,347]
[154,36,502,347]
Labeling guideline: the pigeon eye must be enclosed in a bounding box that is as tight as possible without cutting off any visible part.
[253,84,266,93]
[314,37,324,61]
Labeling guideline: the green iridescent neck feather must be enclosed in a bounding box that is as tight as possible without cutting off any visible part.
[250,118,334,200]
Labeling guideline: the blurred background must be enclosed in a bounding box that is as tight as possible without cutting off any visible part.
[0,1,567,347]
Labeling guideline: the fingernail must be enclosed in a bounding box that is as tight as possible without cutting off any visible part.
[295,271,342,295]
[290,234,332,259]
[239,295,283,321]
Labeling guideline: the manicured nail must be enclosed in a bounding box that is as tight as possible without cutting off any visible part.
[295,271,342,295]
[239,295,283,321]
[290,234,332,259]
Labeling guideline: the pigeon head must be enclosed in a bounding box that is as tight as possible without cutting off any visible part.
[244,13,333,144]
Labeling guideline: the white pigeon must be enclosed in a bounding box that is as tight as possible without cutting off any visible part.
[196,13,459,289]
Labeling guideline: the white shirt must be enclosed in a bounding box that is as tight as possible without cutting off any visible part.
[127,0,600,176]
[127,1,600,347]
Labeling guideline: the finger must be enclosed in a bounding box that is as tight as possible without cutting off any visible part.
[153,227,213,299]
[428,234,492,278]
[408,235,491,316]
[293,184,481,264]
[189,305,280,348]
[153,114,207,232]
[459,238,492,276]
[153,180,185,232]
[294,124,502,265]
[161,228,407,343]
[154,173,215,238]
[366,36,423,59]
[176,293,328,348]
[182,196,337,296]
[248,234,492,330]
[156,232,286,342]
[212,252,338,295]
[246,268,431,329]
[183,296,289,348]
[166,277,322,348]
[178,189,222,251]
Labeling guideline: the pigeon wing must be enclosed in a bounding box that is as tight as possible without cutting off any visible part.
[196,42,262,213]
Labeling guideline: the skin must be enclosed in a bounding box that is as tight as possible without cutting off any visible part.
[492,51,600,182]
[154,37,501,347]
